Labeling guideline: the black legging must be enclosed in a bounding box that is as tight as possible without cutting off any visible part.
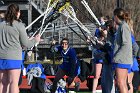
[51,68,75,93]
[31,77,45,93]
[51,68,66,93]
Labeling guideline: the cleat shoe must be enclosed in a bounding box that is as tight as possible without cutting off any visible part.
[75,82,80,92]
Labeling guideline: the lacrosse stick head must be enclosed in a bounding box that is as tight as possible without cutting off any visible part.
[58,2,76,18]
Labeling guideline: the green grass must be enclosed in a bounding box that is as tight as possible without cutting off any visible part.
[19,91,92,93]
[19,89,92,93]
[77,92,91,93]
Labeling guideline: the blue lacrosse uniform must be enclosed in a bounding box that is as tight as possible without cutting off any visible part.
[128,34,139,73]
[57,46,79,76]
[93,28,105,63]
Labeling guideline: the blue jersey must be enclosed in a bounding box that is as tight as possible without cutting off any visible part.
[57,46,78,77]
[95,28,101,38]
[93,28,105,63]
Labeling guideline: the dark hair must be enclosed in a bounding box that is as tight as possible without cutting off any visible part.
[114,8,125,20]
[5,3,20,26]
[61,37,69,44]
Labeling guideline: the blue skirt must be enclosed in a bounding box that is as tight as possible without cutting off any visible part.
[93,49,105,63]
[0,59,22,70]
[113,63,131,70]
[93,59,104,63]
[128,57,139,73]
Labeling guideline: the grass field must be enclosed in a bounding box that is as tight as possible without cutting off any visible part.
[20,89,140,93]
[19,89,101,93]
[20,91,92,93]
[20,90,92,92]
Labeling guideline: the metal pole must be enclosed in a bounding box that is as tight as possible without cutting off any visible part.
[52,23,56,66]
[117,0,121,8]
[28,4,32,31]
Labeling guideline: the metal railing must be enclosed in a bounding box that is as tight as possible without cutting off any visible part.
[28,0,47,14]
[38,19,96,48]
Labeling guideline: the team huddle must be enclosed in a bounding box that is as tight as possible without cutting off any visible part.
[0,2,140,93]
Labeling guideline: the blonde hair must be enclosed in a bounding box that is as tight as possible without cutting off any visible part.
[124,11,134,34]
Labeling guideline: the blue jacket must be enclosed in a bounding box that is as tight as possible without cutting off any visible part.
[26,63,46,79]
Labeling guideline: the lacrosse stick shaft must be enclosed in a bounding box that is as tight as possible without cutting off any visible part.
[40,23,51,36]
[65,23,86,42]
[30,23,51,50]
[46,0,51,10]
[81,0,101,26]
[30,27,41,38]
[25,10,47,30]
[61,5,91,34]
[70,2,95,24]
[39,2,57,34]
[39,13,48,34]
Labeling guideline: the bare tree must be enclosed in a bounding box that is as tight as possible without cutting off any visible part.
[120,0,140,40]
